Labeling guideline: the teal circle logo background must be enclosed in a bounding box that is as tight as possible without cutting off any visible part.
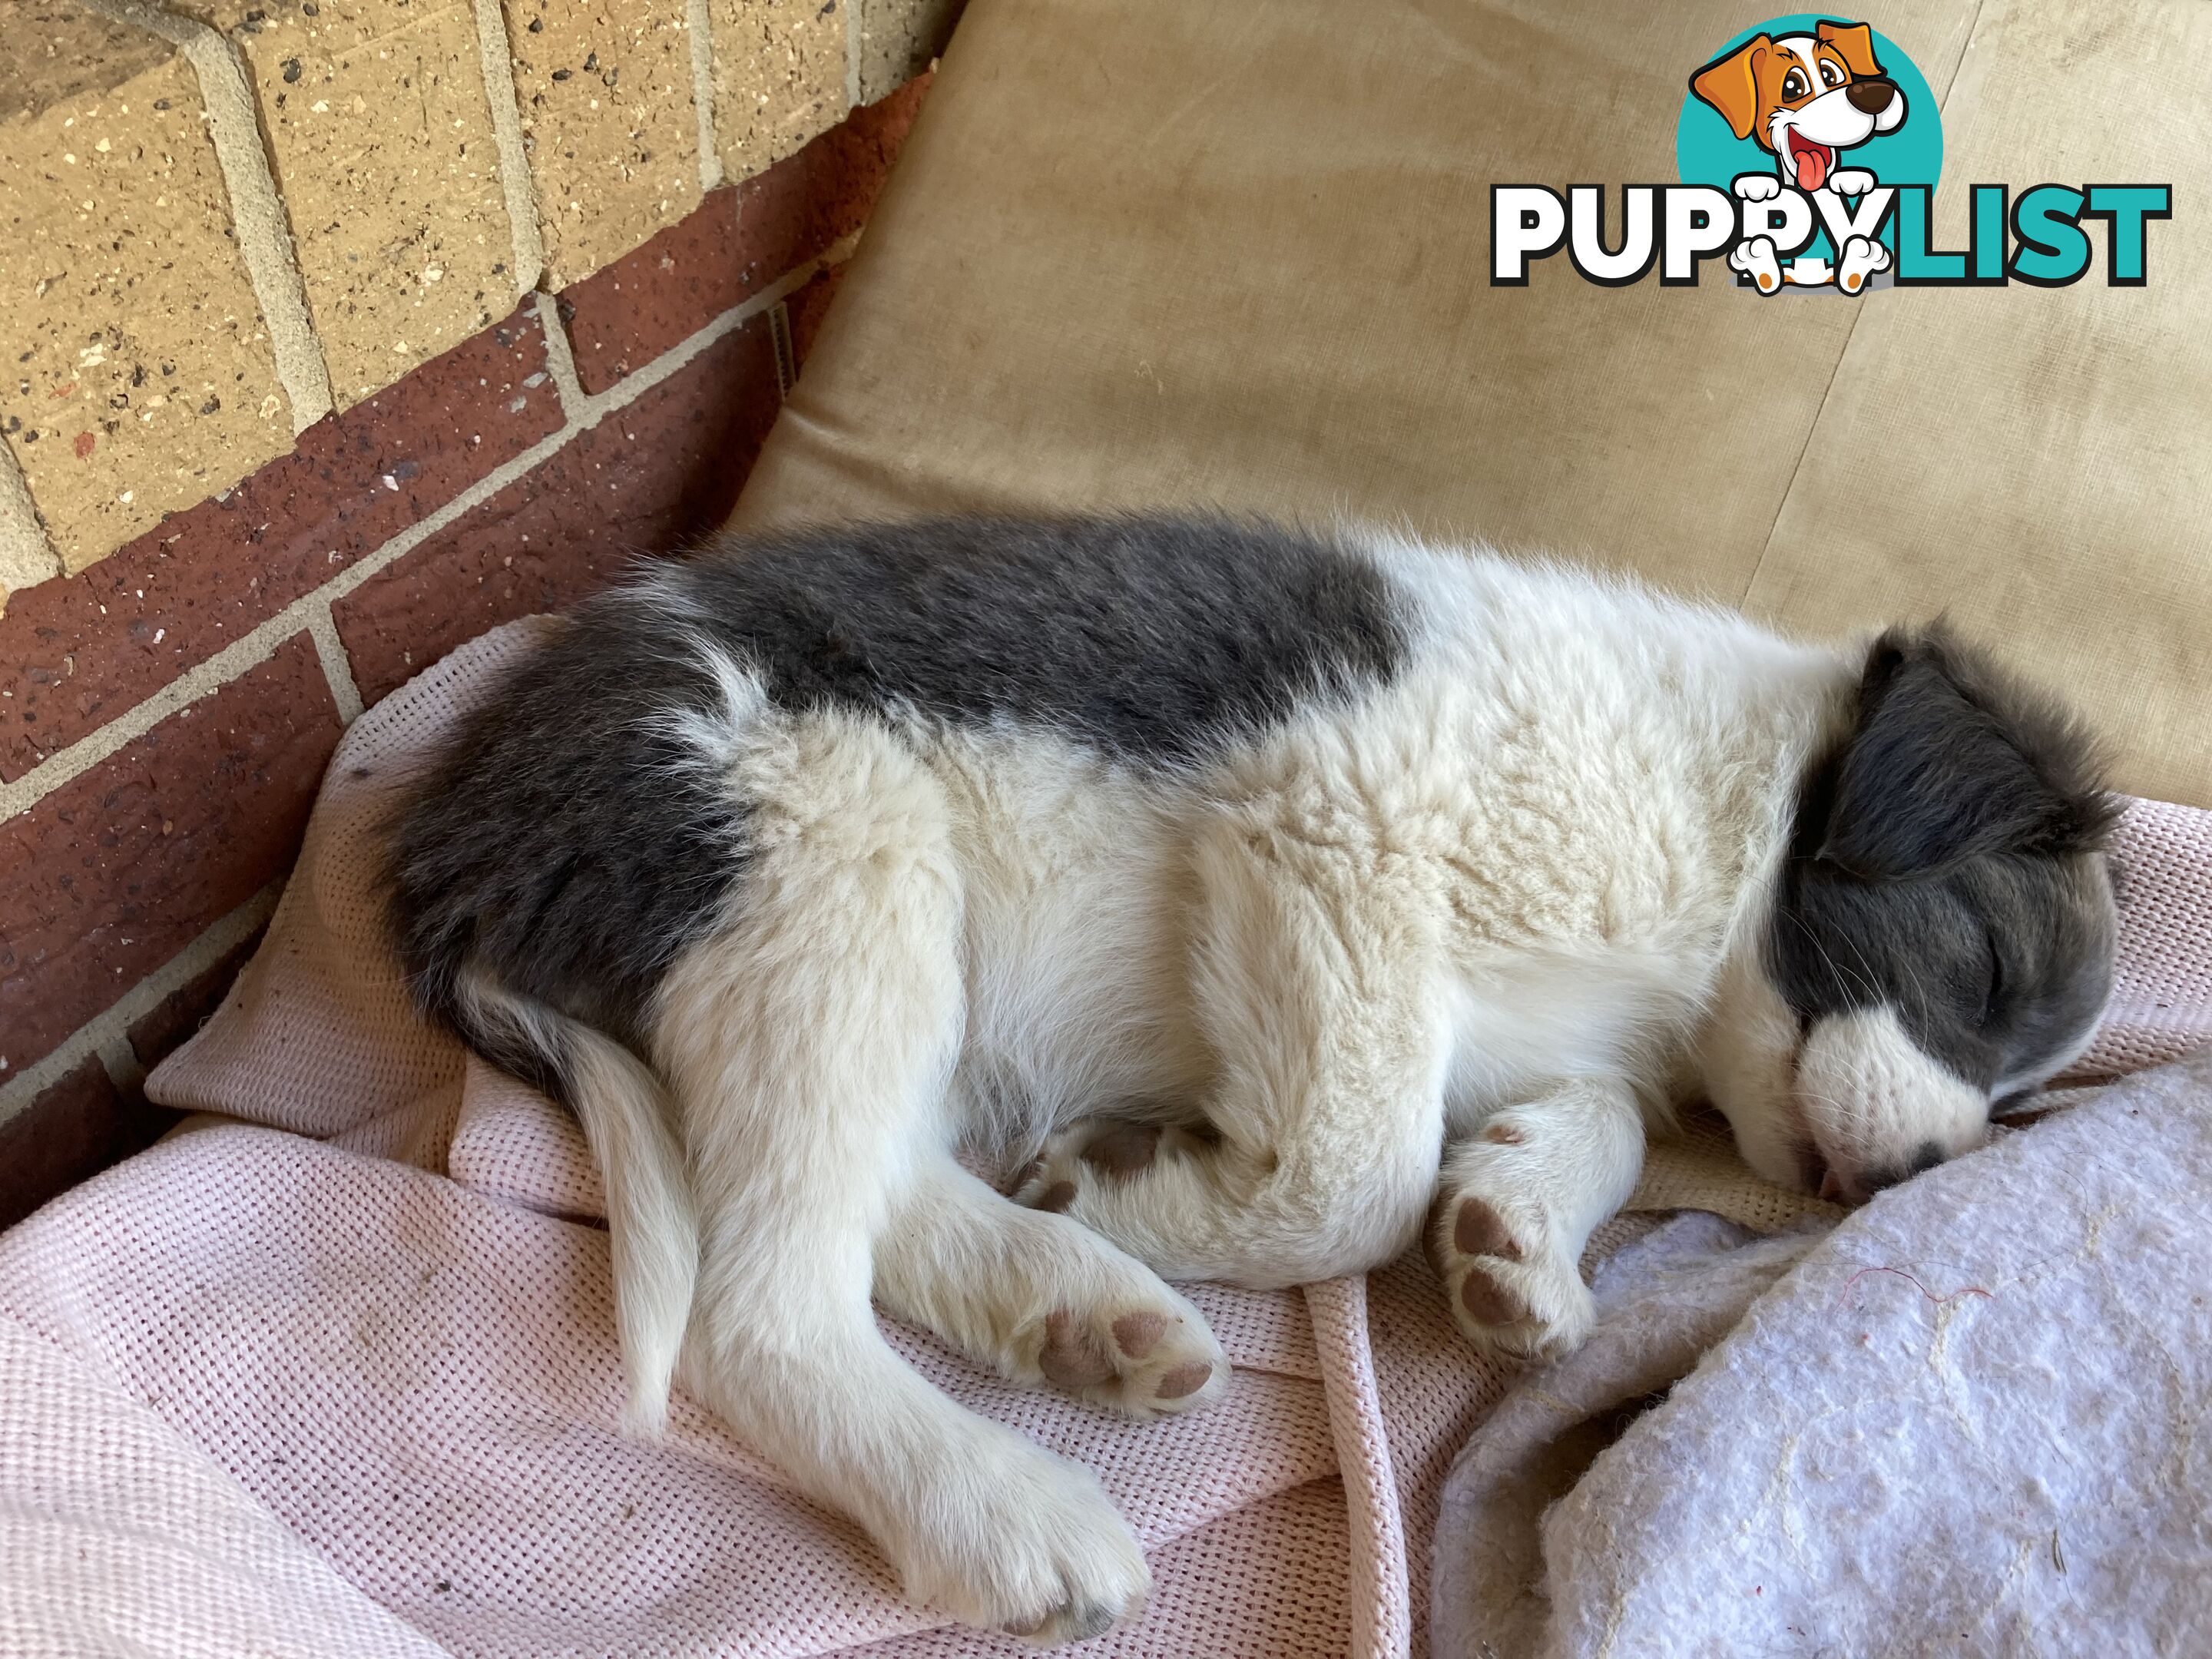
[1675,15,1942,259]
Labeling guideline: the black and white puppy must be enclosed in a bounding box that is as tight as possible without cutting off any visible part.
[385,515,2114,1644]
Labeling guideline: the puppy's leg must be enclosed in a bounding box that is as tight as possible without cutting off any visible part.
[1020,811,1452,1289]
[876,1157,1228,1419]
[1432,1077,1644,1363]
[661,716,1145,1644]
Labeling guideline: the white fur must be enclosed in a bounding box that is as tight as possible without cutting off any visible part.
[1797,1006,1989,1189]
[555,535,2028,1641]
[456,967,695,1432]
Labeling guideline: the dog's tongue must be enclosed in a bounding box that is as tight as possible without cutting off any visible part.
[1792,134,1831,191]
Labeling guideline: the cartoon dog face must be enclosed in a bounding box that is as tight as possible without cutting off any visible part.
[1691,19,1906,192]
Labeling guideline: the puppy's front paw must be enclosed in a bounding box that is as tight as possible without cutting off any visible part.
[1732,171,1783,202]
[887,1432,1151,1646]
[1435,1190,1595,1366]
[1828,167,1876,196]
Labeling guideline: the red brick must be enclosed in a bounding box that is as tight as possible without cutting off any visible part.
[0,636,341,1076]
[125,923,267,1071]
[0,1057,162,1232]
[0,306,562,782]
[336,319,782,705]
[557,71,932,395]
[785,263,846,376]
[555,187,747,396]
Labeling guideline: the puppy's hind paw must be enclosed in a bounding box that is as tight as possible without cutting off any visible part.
[1011,1120,1207,1220]
[1018,1294,1228,1421]
[886,1432,1151,1647]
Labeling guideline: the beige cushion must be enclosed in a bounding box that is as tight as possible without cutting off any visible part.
[734,0,2212,807]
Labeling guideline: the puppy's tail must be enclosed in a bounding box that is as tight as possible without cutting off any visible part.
[453,968,697,1434]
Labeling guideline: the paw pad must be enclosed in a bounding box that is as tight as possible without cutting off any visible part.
[1111,1312,1167,1359]
[1453,1197,1523,1260]
[1081,1124,1162,1179]
[1039,1310,1115,1389]
[1460,1268,1529,1326]
[1154,1362,1213,1400]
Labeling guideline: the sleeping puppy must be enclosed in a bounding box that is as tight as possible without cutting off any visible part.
[384,515,2115,1644]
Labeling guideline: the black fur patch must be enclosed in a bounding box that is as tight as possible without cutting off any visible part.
[385,599,754,1059]
[385,515,1409,1058]
[1769,625,2118,1094]
[683,515,1407,762]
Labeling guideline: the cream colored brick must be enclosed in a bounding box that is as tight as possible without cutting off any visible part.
[709,0,849,181]
[237,0,516,407]
[503,0,702,287]
[0,0,171,120]
[855,0,959,104]
[0,51,293,574]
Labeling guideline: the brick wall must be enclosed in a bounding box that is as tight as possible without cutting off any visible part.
[0,0,957,1226]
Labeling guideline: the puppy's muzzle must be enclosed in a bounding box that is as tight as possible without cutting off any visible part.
[1846,78,1897,114]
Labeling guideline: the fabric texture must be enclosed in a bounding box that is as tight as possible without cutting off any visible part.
[1435,1050,2212,1657]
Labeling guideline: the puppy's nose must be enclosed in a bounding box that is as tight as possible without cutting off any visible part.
[1846,78,1896,114]
[1860,1141,1948,1196]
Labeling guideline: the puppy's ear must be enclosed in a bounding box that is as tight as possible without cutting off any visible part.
[1691,36,1770,141]
[1817,625,2117,880]
[1815,19,1883,79]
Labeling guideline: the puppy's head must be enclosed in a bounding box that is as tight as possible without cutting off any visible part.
[1704,625,2118,1202]
[1690,22,1907,191]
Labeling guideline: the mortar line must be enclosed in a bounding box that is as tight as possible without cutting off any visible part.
[1,263,825,823]
[469,0,548,295]
[0,882,283,1129]
[96,1035,147,1098]
[534,290,591,423]
[843,0,863,112]
[306,601,367,724]
[77,0,336,433]
[687,0,724,192]
[0,432,63,597]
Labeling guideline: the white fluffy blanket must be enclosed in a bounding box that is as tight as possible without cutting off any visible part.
[1433,1049,2212,1657]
